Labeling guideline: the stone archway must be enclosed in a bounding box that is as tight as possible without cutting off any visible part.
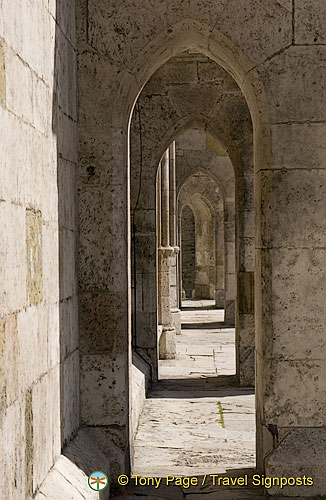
[78,14,275,480]
[183,195,216,300]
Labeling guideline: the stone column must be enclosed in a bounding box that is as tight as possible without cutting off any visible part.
[224,200,236,325]
[214,212,225,308]
[157,163,162,247]
[169,142,181,335]
[158,149,176,359]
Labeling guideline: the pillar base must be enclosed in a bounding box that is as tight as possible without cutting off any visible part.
[224,299,235,325]
[215,289,225,308]
[265,428,326,496]
[171,308,181,335]
[159,325,176,359]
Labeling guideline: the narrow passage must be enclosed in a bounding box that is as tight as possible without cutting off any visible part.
[133,300,255,477]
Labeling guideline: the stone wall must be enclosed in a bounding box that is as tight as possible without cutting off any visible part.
[77,1,326,491]
[0,1,80,497]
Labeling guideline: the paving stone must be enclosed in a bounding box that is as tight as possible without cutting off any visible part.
[133,302,255,479]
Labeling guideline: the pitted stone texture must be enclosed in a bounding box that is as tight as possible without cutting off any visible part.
[80,353,128,426]
[260,170,326,248]
[258,46,326,123]
[266,428,326,497]
[294,0,326,45]
[79,292,127,354]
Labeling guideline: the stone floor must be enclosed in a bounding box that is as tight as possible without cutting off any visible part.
[111,301,262,499]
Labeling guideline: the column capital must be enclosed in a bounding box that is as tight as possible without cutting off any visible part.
[158,245,175,257]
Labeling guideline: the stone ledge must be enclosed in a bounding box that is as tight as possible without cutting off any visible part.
[131,351,150,438]
[35,428,110,499]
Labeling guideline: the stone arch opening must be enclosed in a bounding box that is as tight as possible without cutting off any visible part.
[126,41,262,474]
[184,195,215,300]
[80,18,272,477]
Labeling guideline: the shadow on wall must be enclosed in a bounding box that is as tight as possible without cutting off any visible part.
[181,205,196,298]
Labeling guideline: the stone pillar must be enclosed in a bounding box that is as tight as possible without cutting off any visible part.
[214,213,225,308]
[158,149,176,358]
[169,142,181,335]
[224,200,236,325]
[157,163,162,247]
[235,171,255,387]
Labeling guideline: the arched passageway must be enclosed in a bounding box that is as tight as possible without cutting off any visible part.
[3,2,326,499]
[76,6,326,497]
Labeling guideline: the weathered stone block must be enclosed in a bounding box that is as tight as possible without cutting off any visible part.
[0,202,26,316]
[135,311,157,349]
[198,60,239,89]
[171,308,181,335]
[214,0,292,67]
[260,170,326,248]
[237,313,255,348]
[57,107,78,163]
[61,351,79,447]
[46,304,60,370]
[264,357,326,427]
[159,326,176,360]
[6,49,33,124]
[259,46,326,123]
[79,292,126,354]
[177,128,207,150]
[238,272,254,314]
[266,428,326,496]
[42,222,59,305]
[0,318,5,410]
[239,347,255,388]
[26,208,43,306]
[238,236,254,272]
[271,123,326,171]
[32,72,51,135]
[0,41,5,106]
[295,0,326,45]
[269,248,326,359]
[55,27,77,121]
[59,226,77,300]
[0,400,26,500]
[32,367,61,492]
[17,306,47,392]
[224,299,235,326]
[58,295,78,361]
[78,185,126,290]
[80,353,128,426]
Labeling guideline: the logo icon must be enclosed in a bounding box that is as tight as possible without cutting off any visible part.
[88,471,109,491]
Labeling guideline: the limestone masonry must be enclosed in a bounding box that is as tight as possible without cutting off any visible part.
[0,1,326,499]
